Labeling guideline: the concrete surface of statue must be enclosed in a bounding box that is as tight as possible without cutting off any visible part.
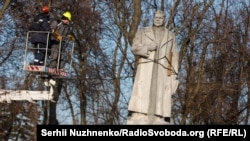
[127,10,179,125]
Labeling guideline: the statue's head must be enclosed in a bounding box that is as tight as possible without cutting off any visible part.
[153,10,165,27]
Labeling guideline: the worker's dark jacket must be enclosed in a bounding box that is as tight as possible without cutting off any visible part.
[30,13,50,44]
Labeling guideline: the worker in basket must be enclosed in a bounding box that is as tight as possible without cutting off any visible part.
[29,5,51,66]
[49,11,75,70]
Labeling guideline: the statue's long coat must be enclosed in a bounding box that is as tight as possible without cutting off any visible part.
[128,26,179,117]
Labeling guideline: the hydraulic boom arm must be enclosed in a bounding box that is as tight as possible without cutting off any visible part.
[0,79,56,103]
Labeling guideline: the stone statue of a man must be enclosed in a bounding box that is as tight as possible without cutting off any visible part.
[127,10,179,124]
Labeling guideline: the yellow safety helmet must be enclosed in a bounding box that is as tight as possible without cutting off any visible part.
[62,11,72,21]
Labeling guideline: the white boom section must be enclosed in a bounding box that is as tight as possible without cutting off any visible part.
[0,79,56,103]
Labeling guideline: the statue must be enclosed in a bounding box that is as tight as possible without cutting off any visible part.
[127,10,179,124]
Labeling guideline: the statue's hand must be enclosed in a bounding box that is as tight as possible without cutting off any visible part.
[171,75,179,94]
[147,42,157,51]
